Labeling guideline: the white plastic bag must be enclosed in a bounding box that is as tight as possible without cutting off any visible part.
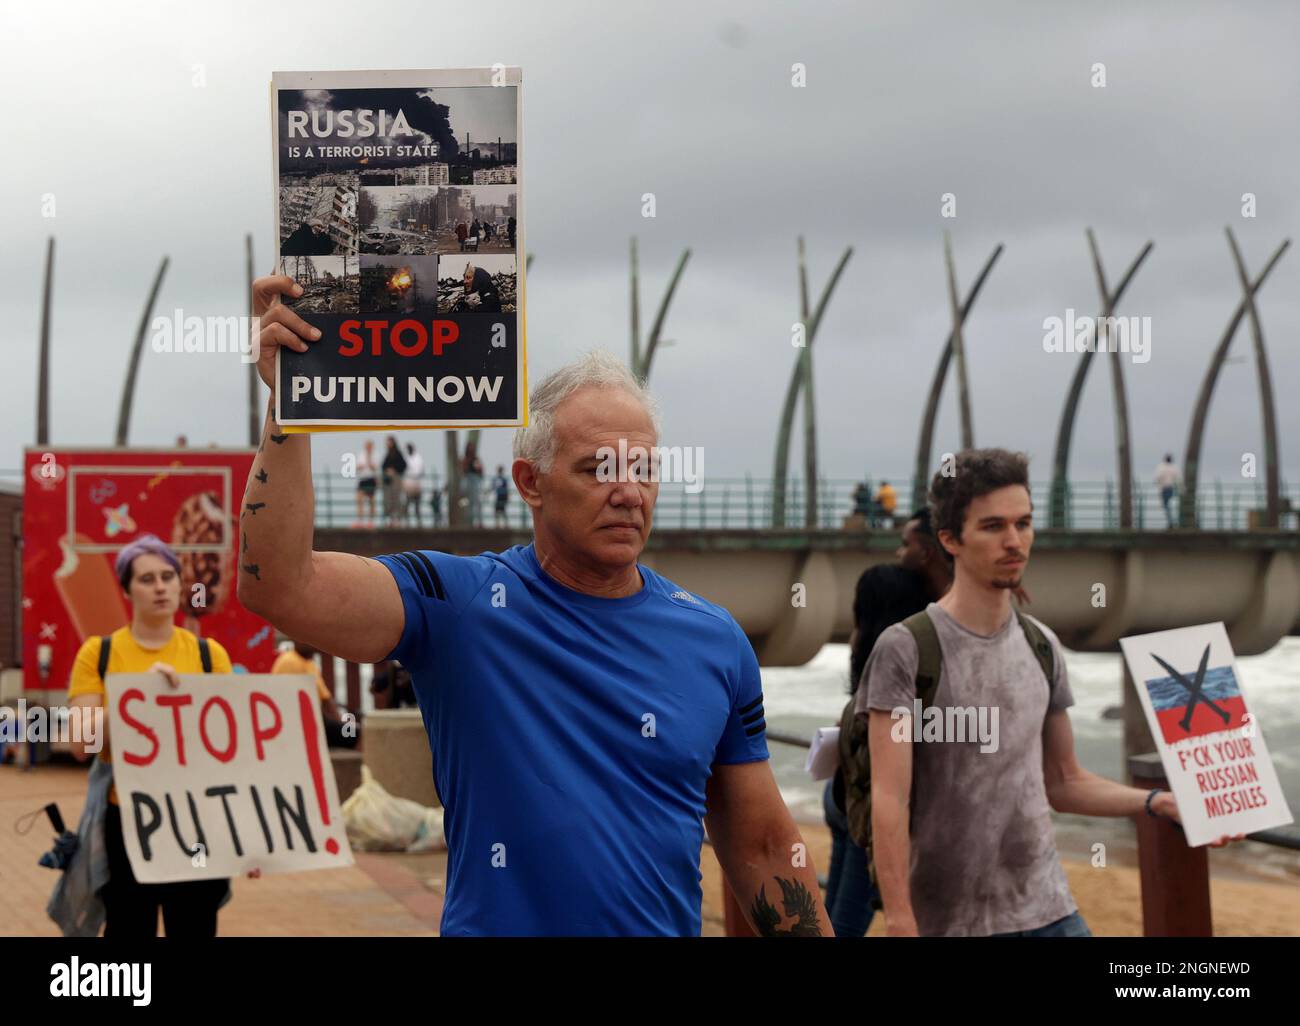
[341,765,446,853]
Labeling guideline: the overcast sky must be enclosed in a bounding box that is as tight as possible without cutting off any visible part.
[3,0,1297,495]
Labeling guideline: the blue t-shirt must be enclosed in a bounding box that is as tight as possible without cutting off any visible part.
[375,543,769,936]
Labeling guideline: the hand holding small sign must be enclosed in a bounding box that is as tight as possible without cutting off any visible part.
[1149,789,1246,848]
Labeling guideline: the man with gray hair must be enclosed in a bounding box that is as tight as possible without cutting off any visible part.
[237,274,829,937]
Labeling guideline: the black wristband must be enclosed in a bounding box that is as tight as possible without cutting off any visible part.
[1144,788,1165,818]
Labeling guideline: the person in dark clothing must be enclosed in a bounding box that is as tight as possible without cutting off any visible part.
[381,436,407,526]
[459,264,502,313]
[461,440,486,526]
[369,660,417,709]
[507,215,516,248]
[456,221,468,251]
[823,508,952,938]
[846,510,952,692]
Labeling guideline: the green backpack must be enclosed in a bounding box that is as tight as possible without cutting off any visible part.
[836,608,1055,902]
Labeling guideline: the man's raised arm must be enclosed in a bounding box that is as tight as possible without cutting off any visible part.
[236,274,405,664]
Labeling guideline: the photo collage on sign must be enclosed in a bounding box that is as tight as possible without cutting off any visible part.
[277,84,519,320]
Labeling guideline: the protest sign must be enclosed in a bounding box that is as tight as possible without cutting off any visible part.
[1120,623,1293,847]
[106,673,354,882]
[270,67,525,429]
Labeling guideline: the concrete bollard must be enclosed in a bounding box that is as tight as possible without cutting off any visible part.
[362,709,440,808]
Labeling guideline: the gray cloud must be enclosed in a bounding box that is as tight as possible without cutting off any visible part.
[2,0,1296,500]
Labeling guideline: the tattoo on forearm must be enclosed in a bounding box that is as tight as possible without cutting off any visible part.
[243,502,266,517]
[242,533,249,553]
[257,408,283,453]
[242,562,261,581]
[749,877,822,937]
[255,468,268,484]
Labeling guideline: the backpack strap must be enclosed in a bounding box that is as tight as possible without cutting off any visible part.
[198,638,213,674]
[97,635,112,681]
[1014,611,1056,696]
[900,610,942,708]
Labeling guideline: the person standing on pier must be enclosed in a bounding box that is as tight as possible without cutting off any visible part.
[1155,453,1182,528]
[236,274,830,937]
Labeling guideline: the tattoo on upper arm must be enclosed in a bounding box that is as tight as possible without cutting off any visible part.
[749,877,822,937]
[270,432,288,445]
[243,502,266,516]
[255,469,268,484]
[242,562,261,581]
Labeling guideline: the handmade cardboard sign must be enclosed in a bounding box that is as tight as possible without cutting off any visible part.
[1120,623,1293,846]
[106,673,354,882]
[270,67,526,430]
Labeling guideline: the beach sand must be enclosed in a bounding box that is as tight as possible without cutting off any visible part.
[699,822,1300,937]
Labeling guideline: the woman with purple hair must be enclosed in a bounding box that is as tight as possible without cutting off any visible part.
[67,533,236,937]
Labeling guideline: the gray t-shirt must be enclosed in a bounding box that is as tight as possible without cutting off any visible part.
[856,601,1076,936]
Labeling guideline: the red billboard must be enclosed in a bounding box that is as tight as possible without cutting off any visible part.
[21,448,276,691]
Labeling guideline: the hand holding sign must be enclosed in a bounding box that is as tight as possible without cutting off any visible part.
[1150,790,1245,847]
[251,275,322,390]
[147,661,180,690]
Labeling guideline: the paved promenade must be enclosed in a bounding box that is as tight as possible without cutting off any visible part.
[0,761,438,937]
[5,759,1296,937]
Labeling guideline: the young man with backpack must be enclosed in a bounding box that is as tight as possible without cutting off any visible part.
[857,448,1237,937]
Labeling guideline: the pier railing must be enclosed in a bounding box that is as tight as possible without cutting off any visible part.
[0,470,1291,532]
[307,474,1297,532]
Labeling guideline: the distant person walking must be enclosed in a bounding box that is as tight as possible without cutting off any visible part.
[381,436,407,526]
[461,442,485,527]
[456,221,468,252]
[491,465,510,527]
[355,440,378,528]
[403,443,425,527]
[1155,454,1181,528]
[507,215,517,248]
[430,478,444,527]
[851,480,872,518]
[875,480,897,528]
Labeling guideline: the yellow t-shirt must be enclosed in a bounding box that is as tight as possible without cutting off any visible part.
[68,626,233,804]
[878,484,897,514]
[271,649,330,702]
